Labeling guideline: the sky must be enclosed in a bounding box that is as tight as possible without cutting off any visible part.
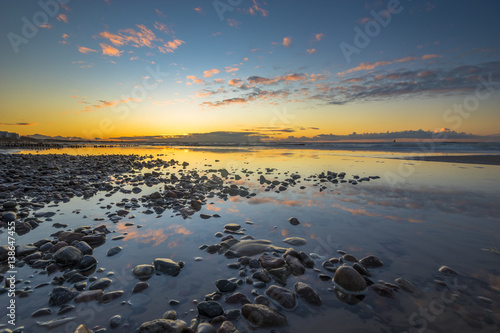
[1,0,499,142]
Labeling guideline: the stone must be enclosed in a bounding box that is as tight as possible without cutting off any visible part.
[31,308,52,317]
[294,282,322,306]
[74,290,103,302]
[154,258,181,276]
[110,315,121,328]
[58,232,85,244]
[73,241,93,255]
[197,323,217,333]
[258,254,285,269]
[54,246,83,266]
[16,245,38,257]
[254,295,270,306]
[225,292,251,305]
[370,284,395,298]
[227,239,286,257]
[133,264,155,278]
[163,310,177,320]
[99,290,124,303]
[197,301,224,318]
[343,254,358,262]
[133,281,149,293]
[218,321,240,333]
[2,211,17,222]
[265,285,296,309]
[439,265,458,276]
[89,278,112,290]
[288,217,300,225]
[76,255,97,271]
[285,255,305,276]
[49,287,77,306]
[332,265,368,295]
[298,251,315,268]
[359,255,383,268]
[216,279,237,292]
[107,246,122,256]
[353,262,370,277]
[241,304,287,327]
[224,223,241,231]
[137,319,187,333]
[395,278,416,293]
[283,237,307,246]
[74,324,92,333]
[267,266,291,285]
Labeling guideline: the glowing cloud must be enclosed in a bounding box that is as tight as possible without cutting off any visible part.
[283,36,292,47]
[307,49,317,54]
[100,43,122,56]
[57,14,68,23]
[78,46,97,54]
[203,68,220,78]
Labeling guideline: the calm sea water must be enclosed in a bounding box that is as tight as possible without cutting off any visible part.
[1,146,500,332]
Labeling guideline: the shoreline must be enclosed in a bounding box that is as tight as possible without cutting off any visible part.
[401,154,500,166]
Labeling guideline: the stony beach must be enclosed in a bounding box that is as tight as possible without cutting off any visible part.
[0,149,499,333]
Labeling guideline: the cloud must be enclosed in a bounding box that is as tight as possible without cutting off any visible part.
[40,24,52,29]
[306,49,316,54]
[95,24,184,55]
[201,89,290,108]
[247,73,308,85]
[155,8,164,16]
[111,131,263,144]
[225,66,239,73]
[78,46,97,54]
[227,19,241,28]
[313,33,324,42]
[186,75,204,85]
[194,7,203,14]
[203,68,220,78]
[100,43,122,56]
[212,32,222,37]
[338,54,441,76]
[57,14,68,23]
[78,98,141,113]
[228,78,243,87]
[239,0,269,17]
[195,88,226,98]
[326,61,500,105]
[283,36,292,47]
[154,22,172,34]
[357,17,373,25]
[0,122,37,126]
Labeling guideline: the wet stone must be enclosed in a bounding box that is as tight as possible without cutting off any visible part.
[197,301,224,318]
[106,246,122,257]
[359,255,383,268]
[89,278,112,290]
[49,286,78,306]
[265,285,296,309]
[132,264,155,278]
[216,279,237,292]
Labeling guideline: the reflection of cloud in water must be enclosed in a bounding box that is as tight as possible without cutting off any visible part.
[167,225,193,236]
[247,197,306,206]
[229,196,244,203]
[124,229,169,246]
[121,224,192,246]
[331,203,422,223]
[206,205,221,212]
[227,208,240,213]
[281,229,289,237]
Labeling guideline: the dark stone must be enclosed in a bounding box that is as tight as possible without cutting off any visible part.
[359,255,383,268]
[294,282,322,306]
[265,285,296,309]
[216,279,237,292]
[48,286,77,306]
[197,301,224,318]
[241,304,287,327]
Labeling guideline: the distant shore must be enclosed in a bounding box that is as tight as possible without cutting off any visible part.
[403,154,500,166]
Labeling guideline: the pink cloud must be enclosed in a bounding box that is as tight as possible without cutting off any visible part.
[78,46,97,54]
[100,43,122,57]
[57,14,68,23]
[283,36,292,47]
[306,49,316,54]
[203,68,220,78]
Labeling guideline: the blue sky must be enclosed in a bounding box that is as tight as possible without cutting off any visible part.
[1,0,499,141]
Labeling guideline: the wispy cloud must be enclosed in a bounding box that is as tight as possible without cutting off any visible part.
[306,49,316,54]
[78,46,97,54]
[227,19,241,28]
[225,66,239,73]
[57,14,68,23]
[0,122,37,126]
[78,98,141,113]
[95,24,184,55]
[194,7,203,14]
[313,33,324,42]
[238,0,269,17]
[337,54,441,76]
